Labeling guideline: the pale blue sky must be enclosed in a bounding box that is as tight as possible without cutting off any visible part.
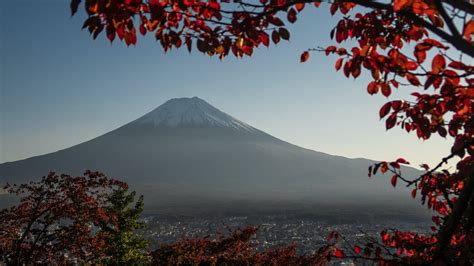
[1,0,453,169]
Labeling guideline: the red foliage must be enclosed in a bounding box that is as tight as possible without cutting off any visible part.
[0,171,127,264]
[152,227,333,265]
[70,0,474,264]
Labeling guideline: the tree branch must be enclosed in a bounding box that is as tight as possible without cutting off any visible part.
[434,166,474,260]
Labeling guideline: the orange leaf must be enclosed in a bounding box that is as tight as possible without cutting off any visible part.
[464,20,474,41]
[295,3,305,11]
[393,0,412,11]
[300,51,310,63]
[431,54,446,74]
[367,81,379,95]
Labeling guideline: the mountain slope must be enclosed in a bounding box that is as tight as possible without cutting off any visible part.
[0,97,422,213]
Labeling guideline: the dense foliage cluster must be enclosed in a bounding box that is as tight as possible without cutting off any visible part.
[0,171,148,265]
[152,227,332,265]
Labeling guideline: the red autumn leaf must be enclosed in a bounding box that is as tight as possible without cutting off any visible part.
[270,17,284,27]
[405,61,418,71]
[116,25,124,40]
[336,47,347,55]
[335,58,343,71]
[391,79,399,88]
[271,30,280,44]
[295,3,305,12]
[415,42,433,52]
[414,49,426,64]
[411,189,417,198]
[287,8,297,23]
[379,102,392,118]
[386,114,397,130]
[334,248,345,258]
[423,39,448,49]
[391,175,398,187]
[330,3,338,15]
[352,65,361,78]
[367,81,379,95]
[300,51,310,63]
[424,75,436,90]
[343,61,351,77]
[381,83,391,97]
[391,100,402,110]
[406,74,421,86]
[139,23,146,36]
[325,45,337,55]
[448,61,467,70]
[278,28,290,40]
[354,245,361,254]
[431,54,446,74]
[463,20,474,41]
[259,32,270,47]
[393,0,411,11]
[396,158,409,164]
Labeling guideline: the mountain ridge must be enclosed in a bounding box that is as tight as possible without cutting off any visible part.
[0,97,424,215]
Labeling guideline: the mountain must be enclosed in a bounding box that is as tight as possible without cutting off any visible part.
[0,97,424,216]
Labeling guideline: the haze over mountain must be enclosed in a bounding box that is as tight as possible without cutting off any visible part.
[0,97,424,215]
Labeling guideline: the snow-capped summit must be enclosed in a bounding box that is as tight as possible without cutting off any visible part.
[132,97,256,131]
